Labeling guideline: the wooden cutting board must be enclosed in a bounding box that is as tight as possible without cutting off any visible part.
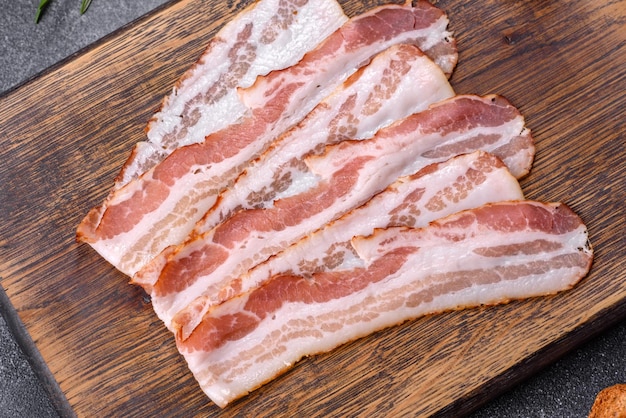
[0,0,624,416]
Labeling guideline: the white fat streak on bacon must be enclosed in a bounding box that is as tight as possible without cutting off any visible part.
[172,151,523,340]
[76,1,459,277]
[194,43,454,236]
[116,0,348,188]
[146,94,535,337]
[178,201,592,408]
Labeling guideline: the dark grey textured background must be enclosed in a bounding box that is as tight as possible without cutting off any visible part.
[0,1,624,417]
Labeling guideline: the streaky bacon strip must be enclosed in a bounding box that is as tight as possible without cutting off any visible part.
[146,94,535,336]
[76,1,459,277]
[191,43,454,237]
[307,95,535,181]
[178,201,593,408]
[116,0,348,188]
[172,151,524,340]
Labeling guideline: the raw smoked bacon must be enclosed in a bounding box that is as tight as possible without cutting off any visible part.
[76,1,458,277]
[178,201,593,408]
[143,94,535,335]
[172,151,525,340]
[72,0,596,410]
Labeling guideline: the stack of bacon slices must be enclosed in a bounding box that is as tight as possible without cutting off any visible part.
[76,0,593,408]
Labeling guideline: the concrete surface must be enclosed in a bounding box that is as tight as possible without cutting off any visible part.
[0,1,624,417]
[0,313,57,418]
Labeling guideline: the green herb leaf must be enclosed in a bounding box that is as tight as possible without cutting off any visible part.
[80,0,92,15]
[35,0,52,24]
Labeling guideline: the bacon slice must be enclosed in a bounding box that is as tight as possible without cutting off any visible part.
[145,94,535,335]
[76,1,458,277]
[178,201,592,408]
[116,0,349,188]
[172,151,524,339]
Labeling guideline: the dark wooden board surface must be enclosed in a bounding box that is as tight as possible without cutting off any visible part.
[0,0,624,416]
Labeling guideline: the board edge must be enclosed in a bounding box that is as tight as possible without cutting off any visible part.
[0,285,76,418]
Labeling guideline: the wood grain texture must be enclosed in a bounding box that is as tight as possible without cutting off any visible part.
[0,0,624,416]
